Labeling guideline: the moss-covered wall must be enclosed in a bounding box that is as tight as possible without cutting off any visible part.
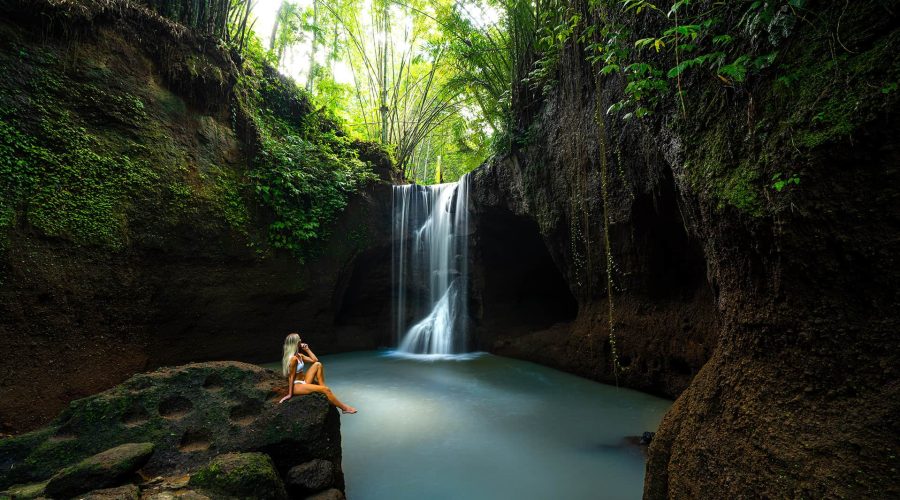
[471,0,898,497]
[0,1,396,434]
[0,25,250,252]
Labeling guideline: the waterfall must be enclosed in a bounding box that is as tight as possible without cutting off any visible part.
[392,175,470,355]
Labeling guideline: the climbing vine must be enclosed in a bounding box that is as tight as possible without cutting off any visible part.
[594,72,623,383]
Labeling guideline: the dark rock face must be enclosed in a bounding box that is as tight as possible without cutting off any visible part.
[468,124,718,400]
[286,459,336,496]
[467,1,900,498]
[0,2,395,433]
[0,362,344,493]
[44,442,154,498]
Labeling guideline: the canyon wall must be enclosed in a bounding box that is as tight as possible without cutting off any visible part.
[0,2,394,433]
[468,1,899,497]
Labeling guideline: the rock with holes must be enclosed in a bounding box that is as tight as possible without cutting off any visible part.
[189,452,287,500]
[286,459,336,494]
[0,362,344,496]
[44,442,154,498]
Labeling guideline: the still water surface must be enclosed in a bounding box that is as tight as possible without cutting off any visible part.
[296,351,671,500]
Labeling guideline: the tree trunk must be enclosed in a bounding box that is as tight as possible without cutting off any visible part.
[306,0,319,91]
[269,0,285,52]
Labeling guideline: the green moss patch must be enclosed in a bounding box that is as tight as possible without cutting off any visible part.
[0,31,255,251]
[677,3,900,217]
[190,452,287,500]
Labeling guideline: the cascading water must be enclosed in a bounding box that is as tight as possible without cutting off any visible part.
[392,175,470,355]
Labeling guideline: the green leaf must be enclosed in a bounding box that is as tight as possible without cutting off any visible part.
[718,55,750,82]
[635,38,656,49]
[667,0,690,18]
[600,64,620,75]
[712,35,733,46]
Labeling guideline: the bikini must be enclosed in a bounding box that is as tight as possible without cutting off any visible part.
[293,354,306,384]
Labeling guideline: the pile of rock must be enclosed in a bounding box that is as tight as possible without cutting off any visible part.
[0,362,345,499]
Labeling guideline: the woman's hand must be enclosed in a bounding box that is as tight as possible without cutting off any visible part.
[300,343,309,350]
[279,394,292,404]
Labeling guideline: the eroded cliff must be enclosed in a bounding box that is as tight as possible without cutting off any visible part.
[0,1,395,433]
[467,1,900,497]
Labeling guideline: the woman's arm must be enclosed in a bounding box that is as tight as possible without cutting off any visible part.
[301,343,318,363]
[279,358,298,403]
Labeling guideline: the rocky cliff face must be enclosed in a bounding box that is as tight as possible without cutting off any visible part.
[0,2,395,433]
[468,66,719,399]
[469,1,899,498]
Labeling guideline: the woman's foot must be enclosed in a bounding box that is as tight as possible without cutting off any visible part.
[341,406,358,414]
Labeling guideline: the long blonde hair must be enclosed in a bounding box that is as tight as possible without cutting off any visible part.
[282,333,301,377]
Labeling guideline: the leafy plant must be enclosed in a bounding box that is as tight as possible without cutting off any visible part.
[771,172,800,192]
[573,0,799,119]
[237,48,375,259]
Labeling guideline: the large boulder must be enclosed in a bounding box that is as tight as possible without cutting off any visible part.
[78,484,141,500]
[286,459,336,495]
[0,362,343,492]
[0,480,47,499]
[44,442,154,498]
[188,452,287,500]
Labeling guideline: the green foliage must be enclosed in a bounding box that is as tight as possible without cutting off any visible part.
[252,133,371,251]
[0,10,388,261]
[537,0,799,120]
[525,3,579,96]
[0,109,157,249]
[771,173,800,192]
[143,0,231,37]
[776,33,900,151]
[0,32,262,251]
[237,49,374,259]
[0,48,163,249]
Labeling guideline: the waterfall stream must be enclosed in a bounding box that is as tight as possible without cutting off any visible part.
[392,176,470,355]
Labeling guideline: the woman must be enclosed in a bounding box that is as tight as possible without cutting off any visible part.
[278,333,357,414]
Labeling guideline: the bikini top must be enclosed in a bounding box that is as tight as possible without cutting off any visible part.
[294,353,305,373]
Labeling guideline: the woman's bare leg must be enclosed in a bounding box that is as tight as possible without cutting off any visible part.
[304,362,325,385]
[291,383,356,413]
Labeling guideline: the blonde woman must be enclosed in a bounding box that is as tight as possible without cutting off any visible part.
[278,333,357,414]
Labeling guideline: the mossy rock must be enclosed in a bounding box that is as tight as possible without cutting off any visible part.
[44,442,153,498]
[0,480,47,499]
[77,483,140,500]
[189,452,287,500]
[0,363,342,491]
